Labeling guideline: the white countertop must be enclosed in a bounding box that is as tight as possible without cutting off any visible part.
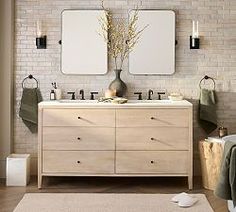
[39,100,192,109]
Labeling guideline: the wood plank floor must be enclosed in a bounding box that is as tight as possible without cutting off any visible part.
[0,176,227,212]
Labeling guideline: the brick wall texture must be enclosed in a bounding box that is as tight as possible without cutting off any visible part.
[14,0,236,175]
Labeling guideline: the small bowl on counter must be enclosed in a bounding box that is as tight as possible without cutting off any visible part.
[168,93,184,101]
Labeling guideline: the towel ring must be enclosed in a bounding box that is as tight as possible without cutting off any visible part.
[199,75,216,90]
[22,75,39,89]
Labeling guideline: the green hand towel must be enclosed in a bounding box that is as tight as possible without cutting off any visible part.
[199,88,217,134]
[19,88,43,133]
[214,141,236,207]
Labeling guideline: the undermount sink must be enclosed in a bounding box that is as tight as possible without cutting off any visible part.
[128,100,172,104]
[58,100,97,103]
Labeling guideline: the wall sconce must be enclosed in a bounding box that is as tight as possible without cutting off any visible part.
[36,21,47,49]
[190,20,200,49]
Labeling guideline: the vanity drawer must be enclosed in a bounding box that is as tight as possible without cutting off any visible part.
[116,151,188,174]
[43,127,115,150]
[43,109,115,127]
[116,109,189,127]
[43,151,115,173]
[116,127,189,150]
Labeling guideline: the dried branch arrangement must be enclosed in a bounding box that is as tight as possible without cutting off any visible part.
[98,1,148,70]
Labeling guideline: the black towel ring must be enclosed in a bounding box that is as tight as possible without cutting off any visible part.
[199,75,216,90]
[22,75,39,89]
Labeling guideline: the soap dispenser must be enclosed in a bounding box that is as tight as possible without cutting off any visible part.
[50,90,56,100]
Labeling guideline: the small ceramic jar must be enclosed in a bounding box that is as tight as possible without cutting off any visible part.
[54,89,62,100]
[218,127,228,138]
[105,89,116,98]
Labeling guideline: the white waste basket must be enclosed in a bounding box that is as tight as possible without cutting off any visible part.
[6,154,30,186]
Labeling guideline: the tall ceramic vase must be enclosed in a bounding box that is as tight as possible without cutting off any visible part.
[109,69,127,97]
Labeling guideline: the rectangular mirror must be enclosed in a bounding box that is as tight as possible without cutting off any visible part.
[61,10,107,75]
[129,10,175,75]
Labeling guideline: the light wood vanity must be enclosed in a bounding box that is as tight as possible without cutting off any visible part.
[38,100,193,189]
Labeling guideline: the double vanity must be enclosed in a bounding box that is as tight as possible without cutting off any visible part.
[37,9,191,189]
[38,100,193,189]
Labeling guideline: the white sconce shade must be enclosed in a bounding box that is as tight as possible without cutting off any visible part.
[192,20,199,38]
[36,20,43,38]
[36,20,47,49]
[190,20,200,49]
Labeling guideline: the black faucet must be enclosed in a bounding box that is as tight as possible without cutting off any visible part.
[67,92,76,100]
[157,92,166,100]
[79,89,85,100]
[134,92,142,100]
[147,89,154,100]
[90,92,98,100]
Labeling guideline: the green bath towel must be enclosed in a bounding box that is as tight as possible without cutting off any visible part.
[199,88,217,134]
[19,88,43,133]
[215,141,236,207]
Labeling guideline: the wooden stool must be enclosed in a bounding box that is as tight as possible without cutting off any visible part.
[199,140,223,190]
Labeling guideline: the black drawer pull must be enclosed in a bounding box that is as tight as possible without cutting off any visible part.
[77,161,81,164]
[150,117,155,120]
[77,137,81,140]
[78,116,81,119]
[150,160,154,164]
[150,137,155,141]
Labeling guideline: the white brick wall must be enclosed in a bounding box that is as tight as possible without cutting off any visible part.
[14,0,236,175]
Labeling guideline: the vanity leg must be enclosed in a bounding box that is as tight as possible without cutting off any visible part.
[188,176,193,190]
[38,174,42,189]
